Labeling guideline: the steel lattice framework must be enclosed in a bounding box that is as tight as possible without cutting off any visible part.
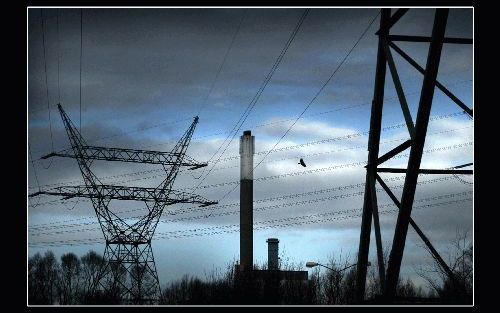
[29,104,217,304]
[354,9,473,302]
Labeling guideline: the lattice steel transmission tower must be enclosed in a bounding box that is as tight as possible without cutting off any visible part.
[30,104,217,304]
[354,8,473,302]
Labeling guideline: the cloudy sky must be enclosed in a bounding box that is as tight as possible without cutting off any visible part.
[28,8,473,290]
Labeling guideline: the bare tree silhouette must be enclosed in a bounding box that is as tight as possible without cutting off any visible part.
[59,252,81,304]
[80,250,106,304]
[28,251,60,304]
[415,229,473,304]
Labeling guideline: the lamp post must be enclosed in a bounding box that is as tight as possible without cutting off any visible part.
[306,261,371,303]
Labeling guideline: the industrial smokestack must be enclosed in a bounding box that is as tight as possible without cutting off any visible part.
[266,238,279,270]
[240,130,255,272]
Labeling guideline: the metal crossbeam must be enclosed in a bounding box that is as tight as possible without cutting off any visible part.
[387,34,473,44]
[29,185,217,206]
[372,140,412,166]
[42,146,207,170]
[377,168,473,174]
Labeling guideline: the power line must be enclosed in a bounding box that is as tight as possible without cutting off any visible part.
[27,11,470,156]
[26,90,399,158]
[29,79,472,159]
[196,10,246,117]
[29,147,471,208]
[192,9,310,185]
[28,130,472,195]
[216,111,469,162]
[180,140,471,216]
[27,141,471,225]
[215,10,380,204]
[29,107,470,185]
[30,190,368,236]
[29,194,472,247]
[29,74,470,189]
[256,10,381,169]
[156,180,469,226]
[98,79,473,150]
[28,173,455,231]
[168,176,462,222]
[86,117,194,146]
[31,180,371,233]
[160,192,472,238]
[29,143,41,194]
[131,80,471,152]
[206,125,473,173]
[27,67,471,117]
[30,114,194,157]
[25,172,389,231]
[190,197,472,239]
[40,9,55,154]
[29,174,467,234]
[196,9,309,176]
[56,9,61,104]
[36,138,471,199]
[30,191,471,241]
[200,112,467,204]
[79,8,83,133]
[41,175,470,233]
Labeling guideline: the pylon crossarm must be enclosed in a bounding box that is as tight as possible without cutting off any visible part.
[29,184,218,206]
[452,162,473,169]
[40,146,207,168]
[387,35,472,44]
[377,168,473,174]
[168,189,218,206]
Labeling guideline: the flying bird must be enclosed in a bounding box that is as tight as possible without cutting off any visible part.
[298,158,306,167]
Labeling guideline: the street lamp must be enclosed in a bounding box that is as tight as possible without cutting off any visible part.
[306,261,371,272]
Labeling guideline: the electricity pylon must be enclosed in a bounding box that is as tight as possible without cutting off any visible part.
[354,8,473,303]
[30,104,217,304]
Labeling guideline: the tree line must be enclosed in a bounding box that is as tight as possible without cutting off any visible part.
[28,232,472,305]
[28,250,120,304]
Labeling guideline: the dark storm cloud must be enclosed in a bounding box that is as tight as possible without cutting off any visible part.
[28,8,472,110]
[29,11,375,113]
[28,8,472,141]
